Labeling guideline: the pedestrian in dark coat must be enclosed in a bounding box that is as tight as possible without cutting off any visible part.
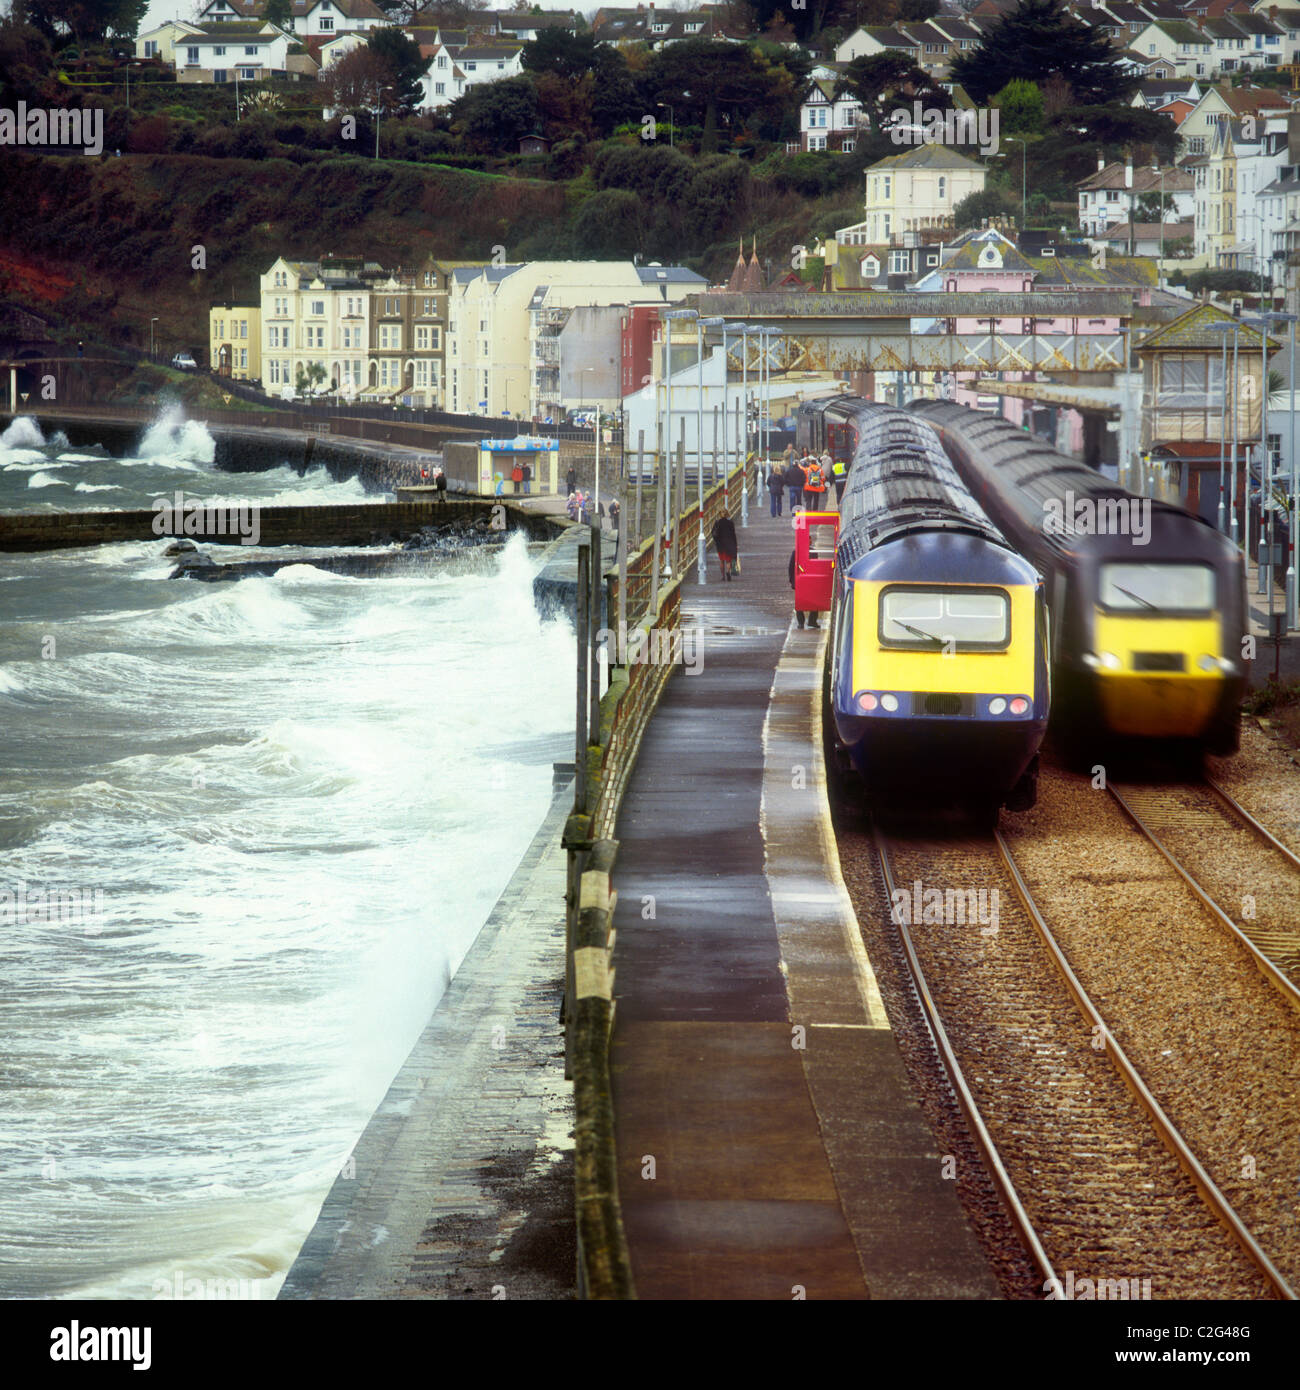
[712,515,738,581]
[767,464,784,518]
[435,466,447,498]
[785,458,805,512]
[566,465,577,496]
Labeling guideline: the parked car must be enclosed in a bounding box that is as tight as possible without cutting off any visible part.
[171,353,198,371]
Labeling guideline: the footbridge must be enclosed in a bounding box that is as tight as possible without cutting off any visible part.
[694,292,1139,375]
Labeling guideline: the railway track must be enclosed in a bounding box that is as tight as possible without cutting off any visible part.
[873,824,1291,1301]
[1105,775,1300,995]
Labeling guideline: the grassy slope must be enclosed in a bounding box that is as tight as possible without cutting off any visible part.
[0,152,569,354]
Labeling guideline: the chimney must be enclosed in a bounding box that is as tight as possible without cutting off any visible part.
[1098,153,1106,172]
[1124,157,1133,188]
[1271,4,1278,18]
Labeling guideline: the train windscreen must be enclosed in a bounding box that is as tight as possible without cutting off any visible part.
[879,586,1010,651]
[1099,563,1215,615]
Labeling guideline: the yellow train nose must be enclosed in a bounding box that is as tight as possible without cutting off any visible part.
[1096,672,1224,737]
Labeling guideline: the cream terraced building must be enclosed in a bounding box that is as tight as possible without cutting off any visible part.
[208,302,262,380]
[446,260,705,419]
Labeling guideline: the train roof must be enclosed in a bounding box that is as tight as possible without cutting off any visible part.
[909,400,1215,554]
[836,402,1017,570]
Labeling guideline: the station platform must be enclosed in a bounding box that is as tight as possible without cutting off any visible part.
[607,501,998,1299]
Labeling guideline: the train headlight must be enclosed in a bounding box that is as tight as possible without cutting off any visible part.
[988,697,1007,715]
[1198,653,1221,673]
[1097,651,1121,670]
[880,694,900,713]
[856,692,878,713]
[1009,697,1030,716]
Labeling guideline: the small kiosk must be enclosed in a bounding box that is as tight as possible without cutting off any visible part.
[792,510,840,613]
[477,437,559,494]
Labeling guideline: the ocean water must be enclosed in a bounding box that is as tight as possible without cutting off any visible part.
[0,413,575,1299]
[0,408,380,513]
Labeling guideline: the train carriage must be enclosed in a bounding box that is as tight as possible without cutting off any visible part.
[911,401,1247,757]
[822,400,1050,816]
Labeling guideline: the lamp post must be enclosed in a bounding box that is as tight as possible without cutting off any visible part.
[1244,314,1276,592]
[1209,320,1235,534]
[664,307,697,575]
[149,316,158,360]
[723,321,747,525]
[695,316,725,580]
[1006,136,1027,233]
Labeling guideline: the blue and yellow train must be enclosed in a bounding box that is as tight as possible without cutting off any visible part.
[912,401,1247,758]
[819,399,1050,816]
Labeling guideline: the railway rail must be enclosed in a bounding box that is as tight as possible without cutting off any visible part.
[870,823,1292,1301]
[1105,776,1300,995]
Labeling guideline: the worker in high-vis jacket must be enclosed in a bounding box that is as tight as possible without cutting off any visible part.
[832,453,847,506]
[803,454,828,510]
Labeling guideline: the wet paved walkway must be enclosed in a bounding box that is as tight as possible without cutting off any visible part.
[608,497,998,1299]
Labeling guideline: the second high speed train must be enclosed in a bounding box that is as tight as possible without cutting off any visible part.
[912,400,1248,757]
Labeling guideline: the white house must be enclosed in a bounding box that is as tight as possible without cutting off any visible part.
[1077,160,1195,237]
[797,79,865,153]
[1130,21,1213,79]
[174,24,292,83]
[418,43,523,110]
[834,25,920,65]
[318,31,368,69]
[195,0,392,35]
[136,21,203,62]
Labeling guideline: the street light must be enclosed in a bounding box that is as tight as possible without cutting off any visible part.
[694,315,725,581]
[664,307,697,576]
[1005,136,1027,233]
[723,321,747,526]
[149,316,158,360]
[1209,320,1236,535]
[656,102,674,149]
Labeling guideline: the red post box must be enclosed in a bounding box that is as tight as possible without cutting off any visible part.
[793,510,839,613]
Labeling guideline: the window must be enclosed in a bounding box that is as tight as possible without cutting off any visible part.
[1100,563,1214,615]
[438,55,447,67]
[435,82,445,95]
[240,67,256,79]
[311,300,324,315]
[879,586,1010,650]
[938,176,946,200]
[274,297,288,317]
[1158,354,1223,405]
[214,46,225,56]
[144,40,157,56]
[465,60,476,70]
[380,324,401,349]
[421,297,434,315]
[238,348,247,369]
[186,47,199,63]
[244,45,257,55]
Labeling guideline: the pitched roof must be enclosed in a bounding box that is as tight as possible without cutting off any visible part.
[1094,220,1195,241]
[869,142,984,172]
[1077,162,1194,193]
[1138,300,1274,350]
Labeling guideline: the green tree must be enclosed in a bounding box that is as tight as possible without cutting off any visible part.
[263,0,293,28]
[572,188,646,256]
[840,51,948,124]
[27,0,147,49]
[451,74,540,152]
[642,37,791,133]
[949,0,1137,106]
[953,187,1016,229]
[897,0,939,17]
[992,77,1044,135]
[520,28,597,80]
[367,26,429,112]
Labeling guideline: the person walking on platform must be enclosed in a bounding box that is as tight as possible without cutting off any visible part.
[767,462,784,518]
[832,453,847,506]
[522,460,532,495]
[789,548,818,628]
[803,453,828,511]
[786,456,805,513]
[712,514,738,580]
[566,464,577,496]
[818,449,834,505]
[435,466,447,499]
[608,498,621,531]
